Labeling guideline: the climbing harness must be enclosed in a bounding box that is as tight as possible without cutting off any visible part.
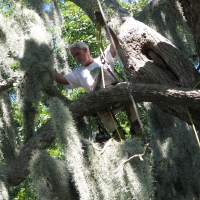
[94,57,124,141]
[93,20,123,141]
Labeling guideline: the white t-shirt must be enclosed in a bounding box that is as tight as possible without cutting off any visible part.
[64,45,117,93]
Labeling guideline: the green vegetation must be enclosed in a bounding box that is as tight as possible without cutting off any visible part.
[61,1,104,67]
[119,0,149,15]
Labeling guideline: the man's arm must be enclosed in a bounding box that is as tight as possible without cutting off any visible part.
[103,26,119,57]
[94,11,119,58]
[54,72,68,84]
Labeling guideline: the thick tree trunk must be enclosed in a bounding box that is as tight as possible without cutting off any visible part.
[118,17,199,87]
[117,17,200,129]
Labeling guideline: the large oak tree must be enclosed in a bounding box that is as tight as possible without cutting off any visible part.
[0,0,200,199]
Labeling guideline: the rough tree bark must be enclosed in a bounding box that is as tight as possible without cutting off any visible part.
[117,17,200,128]
[46,83,200,120]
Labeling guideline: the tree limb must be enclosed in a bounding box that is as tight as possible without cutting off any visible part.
[5,120,55,186]
[44,82,200,128]
[68,82,200,119]
[43,85,71,105]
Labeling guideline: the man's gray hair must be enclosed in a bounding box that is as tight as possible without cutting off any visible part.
[69,41,90,54]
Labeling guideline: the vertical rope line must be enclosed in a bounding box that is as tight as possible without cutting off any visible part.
[186,82,200,148]
[99,47,106,88]
[186,106,200,147]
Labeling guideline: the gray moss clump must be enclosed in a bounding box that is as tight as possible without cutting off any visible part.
[29,150,71,200]
[0,1,68,107]
[146,103,200,199]
[66,136,154,200]
[48,99,154,199]
[86,139,154,200]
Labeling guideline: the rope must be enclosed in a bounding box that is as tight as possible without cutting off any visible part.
[99,47,106,88]
[186,106,200,147]
[194,81,200,89]
[186,82,200,148]
[95,20,122,141]
[96,0,148,142]
[108,108,123,141]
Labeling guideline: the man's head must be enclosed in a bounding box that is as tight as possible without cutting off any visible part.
[69,42,93,66]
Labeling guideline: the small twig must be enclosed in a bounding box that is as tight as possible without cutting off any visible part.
[115,143,150,173]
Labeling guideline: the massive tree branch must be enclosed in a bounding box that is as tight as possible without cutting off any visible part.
[42,83,200,126]
[68,83,200,127]
[43,82,200,127]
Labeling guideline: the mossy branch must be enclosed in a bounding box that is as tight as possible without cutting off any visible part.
[5,119,56,186]
[67,83,200,129]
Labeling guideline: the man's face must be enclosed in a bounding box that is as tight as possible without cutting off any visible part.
[70,47,88,66]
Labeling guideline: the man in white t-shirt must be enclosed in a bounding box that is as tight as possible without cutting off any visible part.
[63,43,117,93]
[54,41,125,139]
[54,12,142,141]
